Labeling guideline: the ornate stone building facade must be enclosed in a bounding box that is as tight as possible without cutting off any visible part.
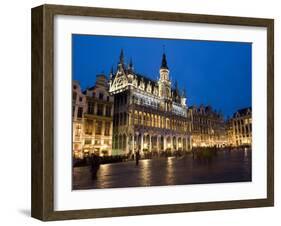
[72,50,251,159]
[227,107,252,146]
[72,81,87,159]
[190,105,227,147]
[109,50,192,156]
[72,75,114,158]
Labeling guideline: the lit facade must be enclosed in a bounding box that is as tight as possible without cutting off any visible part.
[109,50,192,156]
[227,107,252,146]
[72,81,86,159]
[190,105,227,147]
[72,75,114,158]
[72,50,252,159]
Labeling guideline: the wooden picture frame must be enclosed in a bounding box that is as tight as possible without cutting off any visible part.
[31,4,274,221]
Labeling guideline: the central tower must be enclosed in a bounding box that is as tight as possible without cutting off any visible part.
[158,52,172,111]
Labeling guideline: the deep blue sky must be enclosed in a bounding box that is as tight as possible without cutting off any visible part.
[72,34,252,118]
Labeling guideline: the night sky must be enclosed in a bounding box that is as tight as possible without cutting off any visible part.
[72,34,252,118]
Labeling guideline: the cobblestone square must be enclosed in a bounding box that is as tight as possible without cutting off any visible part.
[73,149,251,190]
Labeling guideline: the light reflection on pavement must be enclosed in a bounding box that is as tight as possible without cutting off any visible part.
[73,149,251,190]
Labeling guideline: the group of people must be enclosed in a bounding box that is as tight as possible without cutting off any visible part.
[90,150,141,180]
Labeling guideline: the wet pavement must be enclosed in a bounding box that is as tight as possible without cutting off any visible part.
[73,149,251,190]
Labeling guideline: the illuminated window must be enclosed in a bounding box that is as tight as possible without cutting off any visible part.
[84,139,91,145]
[85,119,93,135]
[166,118,170,129]
[97,104,103,116]
[95,140,101,145]
[87,102,94,114]
[75,124,81,136]
[104,140,110,145]
[104,122,110,136]
[95,121,102,135]
[134,111,138,125]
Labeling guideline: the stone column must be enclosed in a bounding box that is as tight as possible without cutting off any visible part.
[103,104,106,116]
[149,135,152,152]
[116,135,119,152]
[132,134,135,154]
[163,136,166,151]
[126,135,129,154]
[94,103,97,114]
[140,133,144,154]
[188,136,192,151]
[156,136,159,153]
[92,119,96,137]
[101,121,105,137]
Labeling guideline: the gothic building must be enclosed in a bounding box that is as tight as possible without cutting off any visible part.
[72,81,87,159]
[72,50,252,159]
[109,50,192,156]
[227,107,252,146]
[72,75,114,158]
[190,105,227,147]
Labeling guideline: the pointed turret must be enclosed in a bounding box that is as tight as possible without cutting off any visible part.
[160,53,169,69]
[109,65,114,79]
[128,57,134,73]
[158,48,171,104]
[117,49,126,72]
[159,49,170,82]
[119,49,124,65]
[129,57,133,69]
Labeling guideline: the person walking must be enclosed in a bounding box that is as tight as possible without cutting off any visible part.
[135,150,140,166]
[90,154,101,180]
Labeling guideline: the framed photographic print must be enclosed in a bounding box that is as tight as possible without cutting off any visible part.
[31,4,274,221]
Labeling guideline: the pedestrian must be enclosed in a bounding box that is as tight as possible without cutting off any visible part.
[91,154,101,180]
[135,150,140,166]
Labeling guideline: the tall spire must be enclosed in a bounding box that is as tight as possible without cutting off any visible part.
[128,57,134,73]
[129,57,133,68]
[160,47,169,69]
[119,49,124,65]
